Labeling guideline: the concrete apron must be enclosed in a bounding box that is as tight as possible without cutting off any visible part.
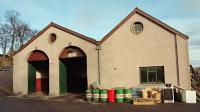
[7,92,86,102]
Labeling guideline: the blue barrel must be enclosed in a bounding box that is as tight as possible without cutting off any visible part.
[132,87,143,98]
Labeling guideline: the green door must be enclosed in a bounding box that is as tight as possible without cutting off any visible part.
[28,62,36,93]
[59,60,67,94]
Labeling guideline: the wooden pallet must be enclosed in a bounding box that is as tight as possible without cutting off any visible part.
[132,98,156,105]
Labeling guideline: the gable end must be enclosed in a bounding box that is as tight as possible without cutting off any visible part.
[98,8,189,45]
[13,22,98,56]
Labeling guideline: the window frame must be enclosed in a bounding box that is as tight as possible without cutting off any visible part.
[131,22,144,34]
[139,66,165,84]
[49,33,57,44]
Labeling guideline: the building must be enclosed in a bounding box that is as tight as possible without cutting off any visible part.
[13,8,190,96]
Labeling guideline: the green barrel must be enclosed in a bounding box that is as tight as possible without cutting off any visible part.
[100,89,108,103]
[124,88,132,103]
[86,89,92,101]
[92,89,100,102]
[115,88,124,103]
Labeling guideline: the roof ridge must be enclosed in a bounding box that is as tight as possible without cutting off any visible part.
[13,8,189,56]
[50,22,97,44]
[13,22,98,56]
[98,7,188,45]
[135,8,189,38]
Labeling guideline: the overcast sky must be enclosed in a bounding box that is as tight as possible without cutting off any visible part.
[0,0,200,67]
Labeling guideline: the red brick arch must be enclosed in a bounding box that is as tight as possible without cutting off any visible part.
[28,50,49,62]
[59,46,86,59]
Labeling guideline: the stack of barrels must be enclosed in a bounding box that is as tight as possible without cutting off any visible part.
[86,88,132,103]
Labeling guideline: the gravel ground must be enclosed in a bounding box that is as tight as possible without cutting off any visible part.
[0,71,200,112]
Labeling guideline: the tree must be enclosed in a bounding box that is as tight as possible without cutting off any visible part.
[0,10,38,54]
[4,10,20,52]
[0,24,10,57]
[16,21,31,46]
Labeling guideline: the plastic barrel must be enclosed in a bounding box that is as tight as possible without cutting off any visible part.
[100,89,108,103]
[93,89,99,102]
[132,87,143,98]
[124,88,132,103]
[115,88,124,103]
[108,89,115,103]
[132,88,138,98]
[86,89,92,101]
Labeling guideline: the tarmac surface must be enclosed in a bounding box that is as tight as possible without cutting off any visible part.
[0,71,12,85]
[0,71,200,112]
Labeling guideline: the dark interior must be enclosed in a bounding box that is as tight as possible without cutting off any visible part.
[61,57,87,93]
[30,60,49,94]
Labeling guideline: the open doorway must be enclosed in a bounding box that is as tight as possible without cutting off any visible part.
[59,46,87,94]
[27,50,49,94]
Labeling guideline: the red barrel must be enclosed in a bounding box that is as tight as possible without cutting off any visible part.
[108,89,115,103]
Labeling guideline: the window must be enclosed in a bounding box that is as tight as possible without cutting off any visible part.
[49,33,57,43]
[131,22,143,34]
[140,66,165,84]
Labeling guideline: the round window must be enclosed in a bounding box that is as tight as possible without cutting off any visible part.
[131,22,143,34]
[49,33,56,43]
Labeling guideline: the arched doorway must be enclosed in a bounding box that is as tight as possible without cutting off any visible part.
[27,50,49,94]
[59,46,87,94]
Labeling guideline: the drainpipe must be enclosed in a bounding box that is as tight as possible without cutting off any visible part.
[96,46,101,86]
[174,35,180,86]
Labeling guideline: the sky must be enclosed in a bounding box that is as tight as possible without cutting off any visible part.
[0,0,200,67]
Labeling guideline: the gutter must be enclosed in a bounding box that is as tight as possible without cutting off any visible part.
[174,35,180,86]
[96,46,101,85]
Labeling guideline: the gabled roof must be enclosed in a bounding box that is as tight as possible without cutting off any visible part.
[98,8,189,45]
[13,22,97,56]
[13,8,188,56]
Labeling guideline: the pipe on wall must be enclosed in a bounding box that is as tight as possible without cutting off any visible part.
[174,35,180,86]
[96,46,101,85]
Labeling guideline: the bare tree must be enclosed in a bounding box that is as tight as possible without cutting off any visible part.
[0,24,10,57]
[1,10,38,53]
[16,21,31,46]
[29,30,38,38]
[15,22,38,50]
[4,10,20,52]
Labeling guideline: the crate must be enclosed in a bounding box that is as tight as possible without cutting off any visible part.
[132,98,156,105]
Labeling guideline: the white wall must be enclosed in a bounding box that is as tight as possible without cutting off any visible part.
[13,27,98,96]
[100,13,190,89]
